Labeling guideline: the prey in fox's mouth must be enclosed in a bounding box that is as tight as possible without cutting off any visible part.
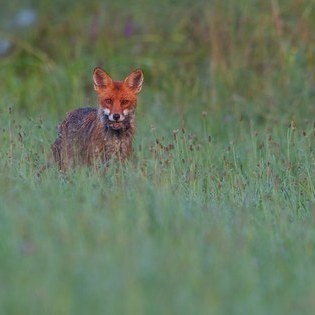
[110,121,123,130]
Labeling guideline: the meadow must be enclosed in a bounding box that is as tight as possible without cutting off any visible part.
[0,0,314,314]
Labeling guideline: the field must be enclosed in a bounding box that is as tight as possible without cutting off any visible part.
[0,0,315,314]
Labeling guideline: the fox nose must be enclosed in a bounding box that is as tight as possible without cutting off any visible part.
[113,113,120,121]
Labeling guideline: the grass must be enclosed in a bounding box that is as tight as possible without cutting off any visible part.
[0,0,315,314]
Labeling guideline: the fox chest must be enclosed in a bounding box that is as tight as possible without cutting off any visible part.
[91,135,132,160]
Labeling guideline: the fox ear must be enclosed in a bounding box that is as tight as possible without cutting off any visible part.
[124,69,144,93]
[93,67,113,90]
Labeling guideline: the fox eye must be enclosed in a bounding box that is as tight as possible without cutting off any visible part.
[104,99,113,105]
[121,100,129,106]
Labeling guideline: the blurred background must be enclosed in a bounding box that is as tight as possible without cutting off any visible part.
[0,2,314,314]
[0,0,314,123]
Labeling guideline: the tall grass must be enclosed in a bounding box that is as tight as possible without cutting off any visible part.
[0,0,315,314]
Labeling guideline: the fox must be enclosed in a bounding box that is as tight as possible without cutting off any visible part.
[52,67,144,171]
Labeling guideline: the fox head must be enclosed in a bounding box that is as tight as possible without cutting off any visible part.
[93,67,144,131]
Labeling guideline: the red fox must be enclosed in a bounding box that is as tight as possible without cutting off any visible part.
[52,67,144,171]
